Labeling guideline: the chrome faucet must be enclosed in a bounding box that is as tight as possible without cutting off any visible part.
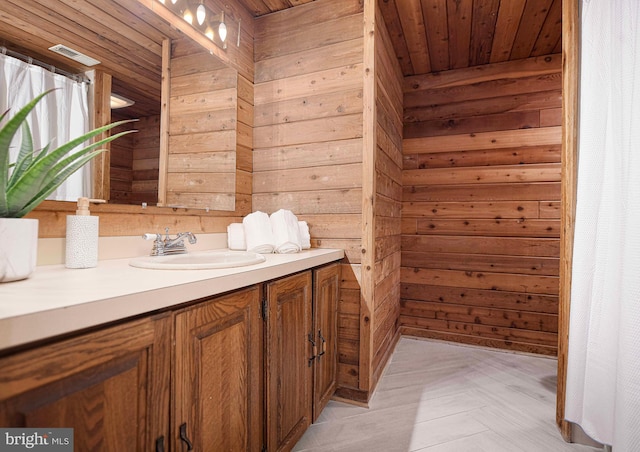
[143,228,197,256]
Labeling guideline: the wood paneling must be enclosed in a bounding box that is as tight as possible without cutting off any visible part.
[109,116,135,204]
[165,38,237,211]
[370,1,404,390]
[132,115,160,205]
[401,54,562,355]
[252,0,364,394]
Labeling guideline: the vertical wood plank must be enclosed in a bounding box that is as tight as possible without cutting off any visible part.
[360,0,376,394]
[157,38,170,207]
[446,0,472,69]
[92,70,112,201]
[557,0,579,442]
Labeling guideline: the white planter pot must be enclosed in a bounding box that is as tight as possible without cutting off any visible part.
[0,218,38,283]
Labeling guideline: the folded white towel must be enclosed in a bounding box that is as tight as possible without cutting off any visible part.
[227,223,246,251]
[298,221,311,250]
[270,209,302,254]
[243,211,275,254]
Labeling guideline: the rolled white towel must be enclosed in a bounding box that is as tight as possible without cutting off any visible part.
[227,223,246,250]
[243,211,275,254]
[298,221,311,250]
[270,209,302,254]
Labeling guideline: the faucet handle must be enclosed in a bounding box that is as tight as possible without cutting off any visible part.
[143,233,160,241]
[185,232,197,245]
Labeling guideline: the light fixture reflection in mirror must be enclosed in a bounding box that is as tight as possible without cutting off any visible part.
[196,4,206,25]
[110,93,135,109]
[155,0,237,50]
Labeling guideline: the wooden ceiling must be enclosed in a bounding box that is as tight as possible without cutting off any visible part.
[380,0,563,77]
[0,0,562,119]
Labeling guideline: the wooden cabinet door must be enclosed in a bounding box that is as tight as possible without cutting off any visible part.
[312,263,340,421]
[174,286,263,452]
[266,271,313,452]
[0,314,171,452]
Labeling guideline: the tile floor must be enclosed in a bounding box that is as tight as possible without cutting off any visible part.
[293,337,603,452]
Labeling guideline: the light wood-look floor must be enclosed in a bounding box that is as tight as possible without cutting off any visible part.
[294,338,602,452]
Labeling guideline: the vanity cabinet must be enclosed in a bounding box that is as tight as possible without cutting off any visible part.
[0,262,340,452]
[265,271,314,452]
[173,286,263,452]
[265,263,340,451]
[311,262,340,422]
[0,314,172,451]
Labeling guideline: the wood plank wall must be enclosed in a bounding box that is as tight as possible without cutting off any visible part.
[236,75,253,216]
[167,37,238,211]
[371,2,403,388]
[132,115,160,205]
[252,0,365,392]
[107,112,159,206]
[109,115,134,203]
[400,55,562,355]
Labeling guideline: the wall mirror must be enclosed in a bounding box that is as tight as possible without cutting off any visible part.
[0,0,237,211]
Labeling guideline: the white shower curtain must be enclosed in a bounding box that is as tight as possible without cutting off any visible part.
[0,52,90,201]
[565,1,640,450]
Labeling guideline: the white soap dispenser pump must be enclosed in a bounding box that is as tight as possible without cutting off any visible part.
[65,197,104,268]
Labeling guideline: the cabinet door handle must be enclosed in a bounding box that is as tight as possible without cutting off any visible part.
[179,423,193,451]
[308,332,317,366]
[318,329,326,357]
[155,436,165,452]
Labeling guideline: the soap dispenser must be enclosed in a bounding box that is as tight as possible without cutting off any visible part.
[65,197,104,268]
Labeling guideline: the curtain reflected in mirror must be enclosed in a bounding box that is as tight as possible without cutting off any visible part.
[0,51,91,202]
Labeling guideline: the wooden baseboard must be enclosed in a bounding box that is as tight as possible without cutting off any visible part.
[399,326,557,356]
[333,386,370,405]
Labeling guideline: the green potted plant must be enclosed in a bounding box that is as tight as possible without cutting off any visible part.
[0,90,133,282]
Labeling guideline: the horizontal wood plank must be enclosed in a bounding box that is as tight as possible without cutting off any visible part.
[399,327,557,355]
[403,163,561,186]
[255,38,363,83]
[403,144,560,169]
[402,251,559,276]
[403,127,561,154]
[253,139,362,172]
[403,182,561,202]
[254,113,363,148]
[401,300,558,332]
[402,200,539,219]
[403,54,561,92]
[400,267,559,295]
[254,63,364,104]
[401,235,560,257]
[254,89,363,127]
[413,218,560,237]
[401,283,558,313]
[399,316,558,347]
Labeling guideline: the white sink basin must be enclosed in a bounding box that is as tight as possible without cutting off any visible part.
[129,250,266,270]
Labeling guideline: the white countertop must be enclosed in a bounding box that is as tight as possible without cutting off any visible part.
[0,248,344,351]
